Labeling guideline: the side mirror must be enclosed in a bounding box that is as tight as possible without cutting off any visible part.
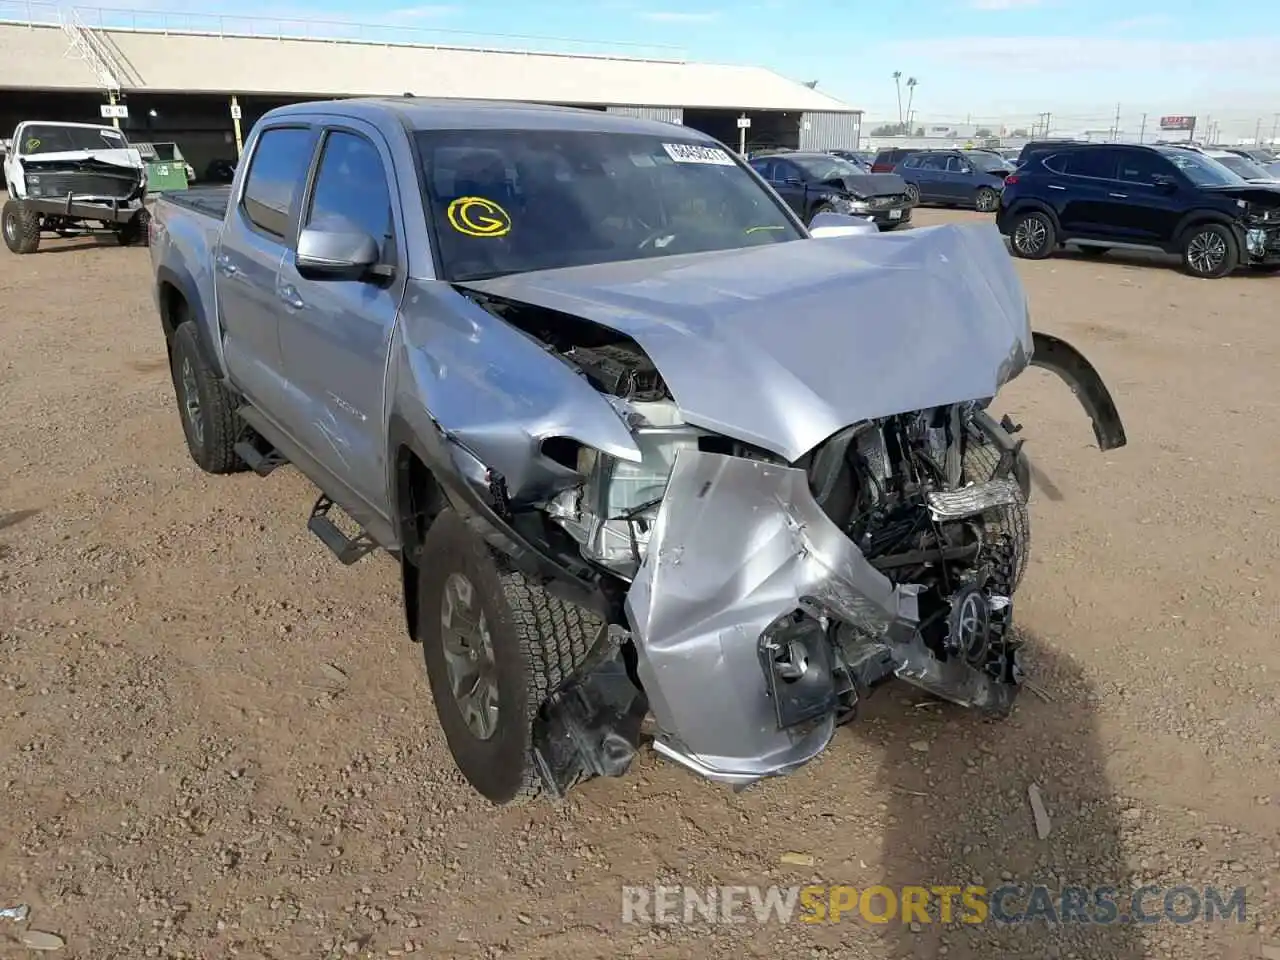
[809,211,877,238]
[1152,174,1177,193]
[295,226,380,281]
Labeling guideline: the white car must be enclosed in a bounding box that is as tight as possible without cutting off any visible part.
[2,120,150,254]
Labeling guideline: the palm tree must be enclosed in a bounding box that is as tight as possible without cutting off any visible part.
[904,77,919,134]
[892,71,903,128]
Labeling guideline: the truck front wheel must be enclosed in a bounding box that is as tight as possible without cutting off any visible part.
[170,322,244,474]
[117,207,150,247]
[2,200,40,254]
[416,509,599,805]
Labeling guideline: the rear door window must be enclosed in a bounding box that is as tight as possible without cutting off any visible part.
[241,126,316,238]
[1115,150,1173,184]
[1061,149,1120,180]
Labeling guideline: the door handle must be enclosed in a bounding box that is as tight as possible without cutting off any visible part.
[1047,184,1066,191]
[276,284,304,310]
[1108,192,1128,199]
[215,254,237,276]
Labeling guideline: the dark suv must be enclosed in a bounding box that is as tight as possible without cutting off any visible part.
[997,143,1280,278]
[893,149,1010,211]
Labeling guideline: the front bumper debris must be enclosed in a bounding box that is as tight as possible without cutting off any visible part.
[1243,225,1280,263]
[621,449,1015,786]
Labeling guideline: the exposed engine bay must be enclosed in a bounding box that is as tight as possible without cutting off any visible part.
[451,224,1128,798]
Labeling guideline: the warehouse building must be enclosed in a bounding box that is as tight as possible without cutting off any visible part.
[0,3,862,179]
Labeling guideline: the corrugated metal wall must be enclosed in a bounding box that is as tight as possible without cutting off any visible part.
[606,105,684,125]
[798,111,863,150]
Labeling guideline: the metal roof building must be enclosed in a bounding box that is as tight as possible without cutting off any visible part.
[0,3,863,174]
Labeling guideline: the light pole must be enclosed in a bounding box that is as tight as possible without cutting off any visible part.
[892,71,903,130]
[904,77,918,134]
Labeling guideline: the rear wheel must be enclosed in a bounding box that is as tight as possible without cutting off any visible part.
[1181,223,1237,279]
[417,509,600,805]
[974,187,999,213]
[170,321,244,474]
[1008,210,1055,260]
[2,199,40,254]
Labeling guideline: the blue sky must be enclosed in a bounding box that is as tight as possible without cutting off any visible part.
[26,0,1280,136]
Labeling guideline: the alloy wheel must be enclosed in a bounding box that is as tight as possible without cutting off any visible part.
[180,356,204,448]
[1187,230,1227,275]
[1013,216,1048,255]
[440,572,500,741]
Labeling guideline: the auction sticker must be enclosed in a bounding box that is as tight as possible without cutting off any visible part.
[662,143,735,166]
[446,196,511,238]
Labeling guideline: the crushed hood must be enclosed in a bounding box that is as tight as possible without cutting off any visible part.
[461,223,1032,463]
[20,148,143,170]
[822,172,908,198]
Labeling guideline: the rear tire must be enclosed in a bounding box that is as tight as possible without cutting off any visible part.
[417,509,600,805]
[2,199,40,254]
[170,321,244,474]
[1181,223,1237,279]
[1008,210,1055,260]
[974,187,999,213]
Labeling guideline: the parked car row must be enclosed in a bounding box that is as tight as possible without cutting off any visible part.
[997,141,1280,278]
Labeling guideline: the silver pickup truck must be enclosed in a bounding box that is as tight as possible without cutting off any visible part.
[150,97,1127,807]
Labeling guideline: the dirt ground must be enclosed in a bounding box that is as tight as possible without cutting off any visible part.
[1,208,1277,960]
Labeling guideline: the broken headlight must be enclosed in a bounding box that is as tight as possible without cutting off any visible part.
[547,400,699,578]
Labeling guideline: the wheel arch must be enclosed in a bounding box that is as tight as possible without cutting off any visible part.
[1173,210,1239,245]
[1005,199,1061,233]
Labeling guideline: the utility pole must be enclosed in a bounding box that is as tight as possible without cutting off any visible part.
[1112,102,1121,141]
[1138,113,1147,143]
[1271,113,1279,145]
[1255,117,1264,145]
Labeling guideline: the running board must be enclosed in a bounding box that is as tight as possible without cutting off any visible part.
[234,440,288,477]
[308,495,378,565]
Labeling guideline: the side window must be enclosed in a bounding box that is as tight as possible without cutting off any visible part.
[306,130,393,254]
[1116,150,1171,184]
[775,160,802,182]
[946,155,968,173]
[1041,153,1067,175]
[1063,149,1119,180]
[920,154,949,171]
[241,126,315,238]
[749,158,775,180]
[902,155,922,169]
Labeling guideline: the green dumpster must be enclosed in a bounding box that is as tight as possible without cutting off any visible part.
[135,142,191,194]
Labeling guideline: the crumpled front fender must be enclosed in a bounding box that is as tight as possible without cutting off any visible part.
[623,449,923,783]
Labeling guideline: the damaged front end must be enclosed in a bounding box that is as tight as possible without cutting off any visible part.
[527,336,1125,797]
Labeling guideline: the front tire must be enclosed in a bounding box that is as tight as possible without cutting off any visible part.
[807,202,835,226]
[2,199,40,254]
[905,183,920,205]
[1181,223,1237,279]
[117,207,150,247]
[170,322,244,474]
[417,509,600,805]
[1008,210,1056,260]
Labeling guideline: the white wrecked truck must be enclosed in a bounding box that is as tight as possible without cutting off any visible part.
[148,97,1127,805]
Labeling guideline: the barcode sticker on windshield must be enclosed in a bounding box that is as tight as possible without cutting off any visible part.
[662,143,735,166]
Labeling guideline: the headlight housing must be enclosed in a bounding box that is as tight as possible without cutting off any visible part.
[547,400,699,577]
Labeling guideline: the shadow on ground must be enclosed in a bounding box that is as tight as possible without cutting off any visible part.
[854,630,1144,959]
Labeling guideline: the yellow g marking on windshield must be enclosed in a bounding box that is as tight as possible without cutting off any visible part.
[447,196,511,238]
[25,138,41,152]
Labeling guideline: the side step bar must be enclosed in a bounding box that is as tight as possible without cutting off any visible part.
[308,495,378,566]
[233,440,288,477]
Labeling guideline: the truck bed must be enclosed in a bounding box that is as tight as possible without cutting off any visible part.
[162,185,230,220]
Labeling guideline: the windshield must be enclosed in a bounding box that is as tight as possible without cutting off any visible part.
[1163,150,1243,187]
[791,155,863,180]
[416,129,802,282]
[19,124,127,155]
[1213,154,1272,180]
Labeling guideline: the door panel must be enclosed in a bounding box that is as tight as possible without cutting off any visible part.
[216,124,317,414]
[274,123,405,513]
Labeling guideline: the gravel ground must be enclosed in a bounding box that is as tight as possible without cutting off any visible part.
[1,209,1277,960]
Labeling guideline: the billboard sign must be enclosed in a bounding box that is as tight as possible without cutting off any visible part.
[1159,115,1196,132]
